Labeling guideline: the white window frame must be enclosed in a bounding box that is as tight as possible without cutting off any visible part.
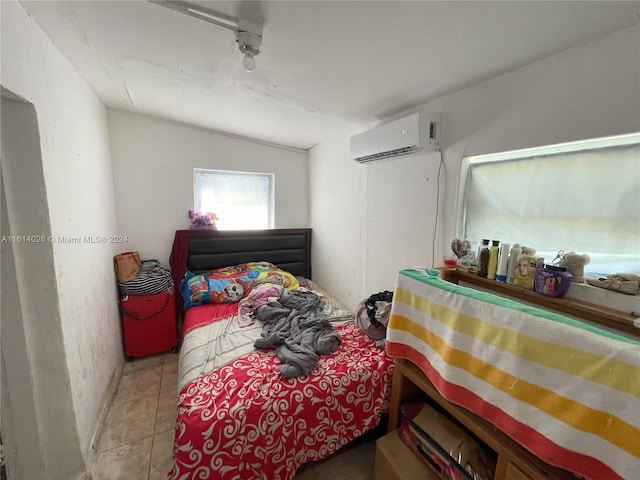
[193,168,275,230]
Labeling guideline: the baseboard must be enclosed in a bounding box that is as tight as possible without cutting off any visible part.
[89,365,122,453]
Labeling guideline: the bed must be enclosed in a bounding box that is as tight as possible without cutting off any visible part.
[386,268,640,480]
[167,229,394,480]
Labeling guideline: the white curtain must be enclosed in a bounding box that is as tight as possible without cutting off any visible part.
[461,143,640,275]
[195,170,273,230]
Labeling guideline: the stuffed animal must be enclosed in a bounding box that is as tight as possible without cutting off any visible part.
[188,210,218,230]
[560,252,590,283]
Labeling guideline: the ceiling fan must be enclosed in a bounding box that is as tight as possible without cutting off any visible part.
[149,1,263,72]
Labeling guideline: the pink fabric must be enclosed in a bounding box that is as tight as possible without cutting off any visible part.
[238,283,285,326]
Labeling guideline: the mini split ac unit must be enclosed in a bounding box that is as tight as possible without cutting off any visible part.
[350,112,441,163]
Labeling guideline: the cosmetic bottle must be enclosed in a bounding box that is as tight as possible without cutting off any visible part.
[534,265,573,298]
[477,239,490,263]
[495,243,511,282]
[505,244,522,284]
[478,240,490,278]
[487,240,500,280]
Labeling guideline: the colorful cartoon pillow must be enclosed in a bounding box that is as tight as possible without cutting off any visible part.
[180,262,301,310]
[180,269,259,309]
[244,262,300,290]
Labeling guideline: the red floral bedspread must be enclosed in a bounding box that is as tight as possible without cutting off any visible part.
[169,322,393,480]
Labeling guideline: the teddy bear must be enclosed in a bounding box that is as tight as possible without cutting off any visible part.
[559,252,590,283]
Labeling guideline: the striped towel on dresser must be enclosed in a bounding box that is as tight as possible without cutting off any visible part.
[386,268,640,480]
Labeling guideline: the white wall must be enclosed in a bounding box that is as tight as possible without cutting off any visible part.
[108,110,309,265]
[1,2,123,478]
[364,151,442,294]
[307,137,368,307]
[310,24,640,310]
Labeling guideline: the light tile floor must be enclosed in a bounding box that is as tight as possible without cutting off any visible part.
[92,352,377,480]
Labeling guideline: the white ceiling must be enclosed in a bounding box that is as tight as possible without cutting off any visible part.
[20,1,640,150]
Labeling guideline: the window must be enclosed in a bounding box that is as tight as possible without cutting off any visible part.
[457,133,640,276]
[194,169,274,230]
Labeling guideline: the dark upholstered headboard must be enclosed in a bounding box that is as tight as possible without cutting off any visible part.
[186,229,312,279]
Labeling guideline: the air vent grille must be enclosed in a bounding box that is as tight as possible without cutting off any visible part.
[355,145,422,163]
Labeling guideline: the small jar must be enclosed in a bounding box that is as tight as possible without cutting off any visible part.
[534,265,573,298]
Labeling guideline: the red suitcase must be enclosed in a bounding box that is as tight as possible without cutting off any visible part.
[120,290,178,359]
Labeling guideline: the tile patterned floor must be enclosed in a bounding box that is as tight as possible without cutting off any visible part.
[92,352,376,480]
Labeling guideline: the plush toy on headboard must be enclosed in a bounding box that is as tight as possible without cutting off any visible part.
[188,210,218,230]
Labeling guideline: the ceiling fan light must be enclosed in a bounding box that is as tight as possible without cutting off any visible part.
[237,31,261,52]
[242,53,256,72]
[236,30,261,72]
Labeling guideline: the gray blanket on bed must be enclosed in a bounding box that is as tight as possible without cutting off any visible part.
[253,289,342,378]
